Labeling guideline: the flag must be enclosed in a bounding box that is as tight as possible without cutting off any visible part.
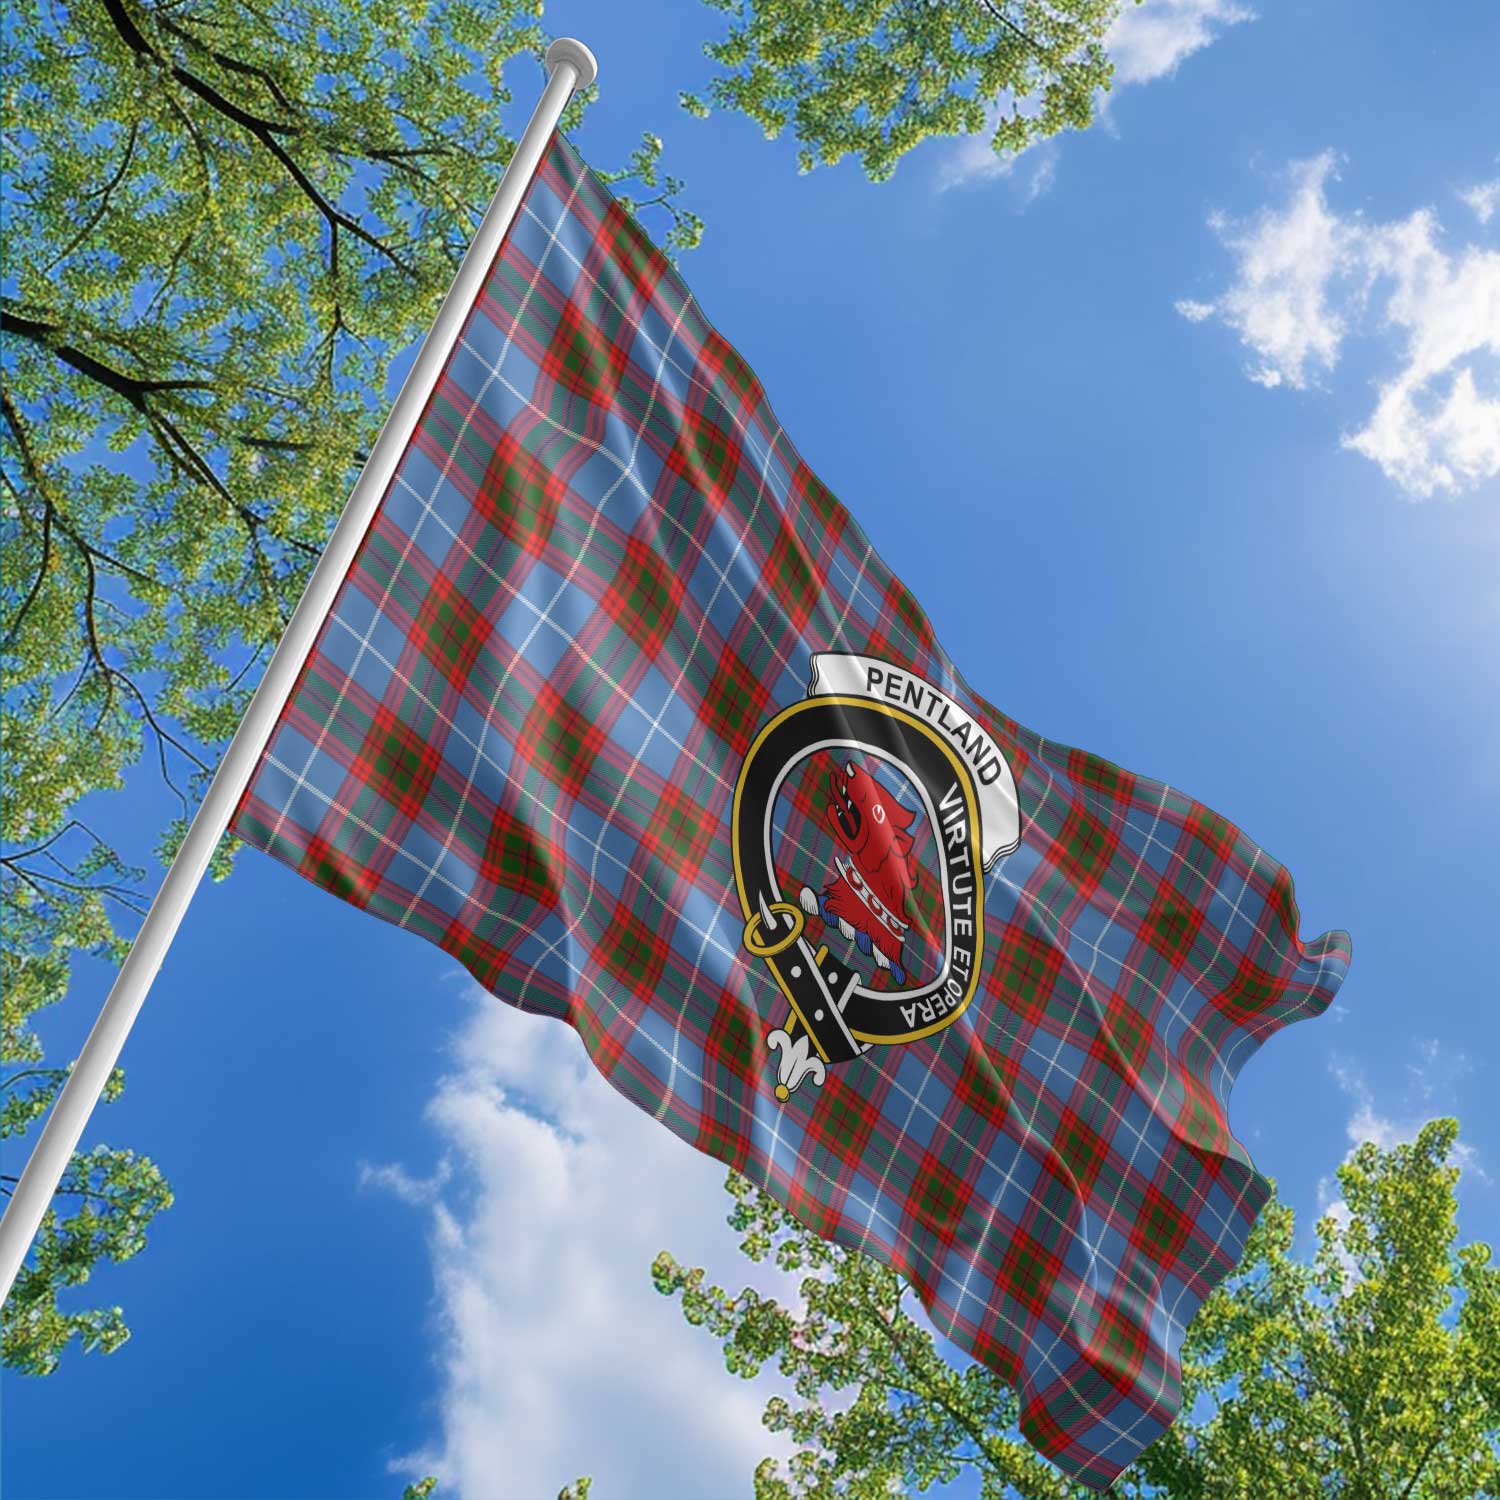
[230,130,1350,1488]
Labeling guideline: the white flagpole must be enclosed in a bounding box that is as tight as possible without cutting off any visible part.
[0,37,598,1305]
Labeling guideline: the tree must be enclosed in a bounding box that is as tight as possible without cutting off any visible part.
[681,0,1125,182]
[653,1118,1500,1498]
[1,0,695,1373]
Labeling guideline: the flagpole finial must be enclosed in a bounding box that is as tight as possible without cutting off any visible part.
[546,37,598,90]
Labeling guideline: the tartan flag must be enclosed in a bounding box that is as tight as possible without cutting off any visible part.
[231,130,1350,1488]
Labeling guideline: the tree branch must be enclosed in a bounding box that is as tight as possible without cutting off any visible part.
[97,0,415,275]
[2,307,217,403]
[2,487,53,650]
[156,11,298,114]
[975,0,1049,61]
[42,120,141,273]
[0,857,150,917]
[1,1068,68,1093]
[1396,1427,1445,1500]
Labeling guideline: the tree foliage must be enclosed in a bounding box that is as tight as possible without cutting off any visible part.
[1,0,695,1373]
[397,1472,591,1497]
[682,0,1125,182]
[1143,1118,1499,1500]
[654,1118,1499,1498]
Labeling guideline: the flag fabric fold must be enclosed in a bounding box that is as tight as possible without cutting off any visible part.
[230,131,1350,1488]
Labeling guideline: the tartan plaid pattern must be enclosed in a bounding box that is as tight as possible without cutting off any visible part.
[231,131,1351,1489]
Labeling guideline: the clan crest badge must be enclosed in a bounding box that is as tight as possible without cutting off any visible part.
[732,654,1022,1101]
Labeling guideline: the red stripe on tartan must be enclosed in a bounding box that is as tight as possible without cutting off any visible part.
[604,533,688,661]
[350,702,444,823]
[966,1322,1024,1389]
[515,681,611,802]
[910,1148,977,1252]
[759,519,823,639]
[437,911,513,993]
[783,1168,845,1242]
[699,642,773,759]
[476,801,564,911]
[802,1073,882,1179]
[1212,949,1285,1029]
[1138,877,1208,973]
[596,891,672,998]
[697,994,757,1172]
[636,780,718,882]
[1064,745,1141,811]
[1263,864,1304,945]
[695,1113,753,1174]
[1079,1296,1153,1400]
[299,832,378,909]
[591,197,673,320]
[1093,991,1156,1083]
[1126,1180,1195,1267]
[1179,798,1239,864]
[1176,1069,1232,1156]
[538,295,635,411]
[1019,1398,1074,1466]
[476,429,568,561]
[951,1042,1012,1130]
[697,327,766,412]
[1050,800,1122,904]
[570,987,632,1076]
[998,1222,1068,1326]
[879,574,939,663]
[986,918,1068,1033]
[1052,1102,1109,1200]
[787,460,850,544]
[412,569,491,695]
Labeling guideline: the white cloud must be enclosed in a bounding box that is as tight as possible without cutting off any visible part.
[1403,1036,1476,1104]
[1181,155,1500,498]
[1326,1047,1490,1184]
[936,96,1057,196]
[1184,154,1362,390]
[1460,179,1500,225]
[1175,298,1216,323]
[374,985,800,1500]
[358,1158,451,1206]
[1105,0,1256,87]
[938,0,1253,192]
[937,130,1060,198]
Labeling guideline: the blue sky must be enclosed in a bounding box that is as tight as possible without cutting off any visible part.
[6,1,1499,1496]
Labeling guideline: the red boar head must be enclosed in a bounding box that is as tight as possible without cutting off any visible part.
[825,760,918,897]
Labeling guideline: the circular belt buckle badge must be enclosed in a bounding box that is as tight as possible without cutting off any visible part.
[732,654,1023,1102]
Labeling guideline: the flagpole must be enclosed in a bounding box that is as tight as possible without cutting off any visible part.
[0,38,598,1306]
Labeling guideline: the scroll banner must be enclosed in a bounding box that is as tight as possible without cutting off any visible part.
[807,653,1021,867]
